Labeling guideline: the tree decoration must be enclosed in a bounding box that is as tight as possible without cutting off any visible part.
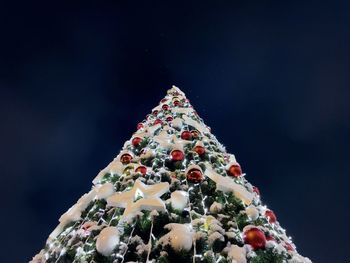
[166,115,173,122]
[181,130,192,140]
[170,190,189,210]
[153,119,162,125]
[170,149,184,161]
[135,165,147,176]
[120,153,133,164]
[227,163,242,177]
[96,226,120,256]
[131,136,142,147]
[243,227,266,250]
[173,100,180,106]
[265,209,277,224]
[31,86,311,263]
[193,145,205,155]
[158,224,193,252]
[137,122,144,130]
[186,168,203,183]
[284,242,295,251]
[107,179,169,222]
[253,186,260,195]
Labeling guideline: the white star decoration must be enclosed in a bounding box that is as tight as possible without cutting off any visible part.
[204,164,254,205]
[107,179,170,221]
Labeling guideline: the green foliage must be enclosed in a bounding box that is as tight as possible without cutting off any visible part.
[156,255,170,263]
[163,244,193,263]
[133,211,153,241]
[248,249,285,263]
[153,211,171,237]
[236,213,250,230]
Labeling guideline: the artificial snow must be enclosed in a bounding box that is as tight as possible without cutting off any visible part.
[96,182,115,199]
[209,201,223,214]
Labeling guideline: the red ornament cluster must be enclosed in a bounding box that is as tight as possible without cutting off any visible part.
[243,227,266,250]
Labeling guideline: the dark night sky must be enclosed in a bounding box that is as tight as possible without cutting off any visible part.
[0,1,349,262]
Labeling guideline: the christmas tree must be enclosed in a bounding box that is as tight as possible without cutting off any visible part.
[31,86,311,263]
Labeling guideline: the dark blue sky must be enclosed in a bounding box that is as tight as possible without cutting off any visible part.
[0,1,349,262]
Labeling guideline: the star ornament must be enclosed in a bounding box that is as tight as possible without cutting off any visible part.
[107,179,170,221]
[204,164,254,205]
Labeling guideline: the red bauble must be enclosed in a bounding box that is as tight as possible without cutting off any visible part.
[265,210,277,224]
[162,104,169,111]
[152,110,158,116]
[153,119,162,125]
[160,98,167,103]
[137,123,144,130]
[186,168,203,183]
[284,242,295,251]
[170,150,184,161]
[227,164,242,177]
[135,166,147,176]
[120,153,133,164]
[132,137,142,147]
[193,145,205,155]
[243,227,266,250]
[181,131,192,140]
[173,100,180,106]
[253,186,260,195]
[166,116,173,122]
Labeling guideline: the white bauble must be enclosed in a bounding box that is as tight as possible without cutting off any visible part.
[96,183,115,199]
[160,224,193,252]
[228,245,247,263]
[96,227,120,256]
[245,205,259,220]
[169,224,193,251]
[171,191,189,210]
